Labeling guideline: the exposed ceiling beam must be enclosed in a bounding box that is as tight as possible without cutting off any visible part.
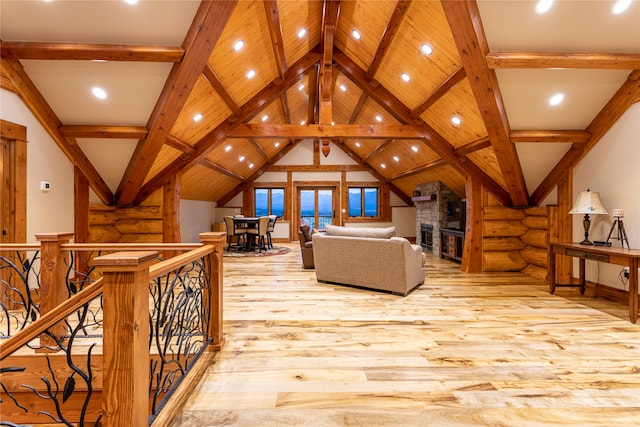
[365,0,411,82]
[319,0,341,156]
[165,135,196,156]
[530,70,640,205]
[228,124,424,139]
[280,93,292,124]
[348,92,368,124]
[1,57,113,205]
[453,136,492,157]
[411,65,466,119]
[263,0,288,81]
[203,64,242,119]
[0,42,184,62]
[307,64,319,124]
[116,0,238,206]
[487,52,640,69]
[510,130,591,143]
[58,125,148,139]
[134,52,321,205]
[198,158,245,181]
[362,138,395,162]
[333,48,512,206]
[269,164,367,172]
[386,158,448,181]
[248,138,271,162]
[442,0,529,206]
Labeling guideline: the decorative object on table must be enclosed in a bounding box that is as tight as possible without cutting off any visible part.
[606,208,630,249]
[569,189,608,245]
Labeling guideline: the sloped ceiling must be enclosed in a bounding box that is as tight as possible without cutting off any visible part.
[1,0,639,208]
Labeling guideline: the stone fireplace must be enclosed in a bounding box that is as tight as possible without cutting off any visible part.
[414,181,460,258]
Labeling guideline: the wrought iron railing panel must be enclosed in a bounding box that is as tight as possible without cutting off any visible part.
[0,294,103,426]
[301,215,332,230]
[148,255,212,421]
[0,250,41,337]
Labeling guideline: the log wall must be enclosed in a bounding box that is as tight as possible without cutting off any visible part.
[88,192,164,243]
[482,206,550,281]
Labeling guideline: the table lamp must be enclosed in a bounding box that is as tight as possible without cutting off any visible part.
[569,189,608,245]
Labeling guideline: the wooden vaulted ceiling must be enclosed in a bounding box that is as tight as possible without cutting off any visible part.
[1,0,640,208]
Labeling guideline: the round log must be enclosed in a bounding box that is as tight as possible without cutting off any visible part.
[521,246,548,268]
[521,215,548,230]
[483,207,526,221]
[118,233,163,243]
[89,225,121,243]
[522,264,549,281]
[521,229,548,248]
[524,207,548,217]
[483,237,526,251]
[89,210,118,226]
[483,251,527,271]
[483,221,528,237]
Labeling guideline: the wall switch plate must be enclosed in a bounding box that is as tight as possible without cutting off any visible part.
[40,181,51,192]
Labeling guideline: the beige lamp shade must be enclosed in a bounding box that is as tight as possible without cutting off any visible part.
[569,190,608,215]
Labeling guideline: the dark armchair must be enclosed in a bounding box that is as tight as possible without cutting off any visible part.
[298,218,314,269]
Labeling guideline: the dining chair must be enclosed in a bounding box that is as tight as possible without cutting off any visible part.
[223,216,246,251]
[266,215,277,249]
[247,216,271,252]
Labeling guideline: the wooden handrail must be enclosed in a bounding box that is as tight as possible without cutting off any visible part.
[62,243,202,252]
[149,245,212,280]
[0,277,104,360]
[0,244,40,251]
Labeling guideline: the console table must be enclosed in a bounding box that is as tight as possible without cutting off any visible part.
[549,242,640,323]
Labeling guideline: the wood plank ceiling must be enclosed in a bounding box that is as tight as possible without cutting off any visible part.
[1,0,639,208]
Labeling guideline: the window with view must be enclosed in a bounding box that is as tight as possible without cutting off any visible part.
[348,187,378,218]
[255,188,285,218]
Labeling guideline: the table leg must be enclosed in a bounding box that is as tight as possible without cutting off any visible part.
[629,259,638,323]
[579,257,586,295]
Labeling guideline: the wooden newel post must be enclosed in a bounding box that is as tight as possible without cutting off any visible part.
[94,250,158,426]
[199,232,226,351]
[35,232,74,349]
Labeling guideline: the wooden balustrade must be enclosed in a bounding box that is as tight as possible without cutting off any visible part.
[0,231,227,426]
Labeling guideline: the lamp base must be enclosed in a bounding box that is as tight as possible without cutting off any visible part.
[579,239,594,245]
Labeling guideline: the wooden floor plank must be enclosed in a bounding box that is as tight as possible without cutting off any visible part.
[171,244,640,426]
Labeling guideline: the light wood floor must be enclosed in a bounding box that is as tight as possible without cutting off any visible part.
[171,243,640,427]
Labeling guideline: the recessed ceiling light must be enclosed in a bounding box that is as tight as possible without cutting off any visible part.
[549,93,564,106]
[261,115,268,122]
[298,84,305,91]
[535,0,553,14]
[233,40,244,51]
[612,0,632,14]
[297,28,307,38]
[42,0,55,3]
[393,156,400,162]
[246,69,256,79]
[300,120,306,125]
[91,87,107,100]
[375,115,382,122]
[225,145,232,152]
[401,73,411,82]
[274,142,280,147]
[239,156,245,162]
[421,43,433,55]
[331,121,335,126]
[355,142,361,147]
[124,0,138,4]
[193,113,203,122]
[249,163,254,169]
[381,163,386,169]
[352,30,361,40]
[411,146,418,152]
[339,84,347,92]
[451,115,462,126]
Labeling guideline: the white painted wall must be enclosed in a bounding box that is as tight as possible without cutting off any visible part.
[1,88,74,242]
[572,103,640,291]
[179,199,215,243]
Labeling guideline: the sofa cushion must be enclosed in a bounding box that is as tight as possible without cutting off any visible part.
[324,224,396,239]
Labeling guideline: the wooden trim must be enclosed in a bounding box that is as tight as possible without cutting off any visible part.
[59,125,148,139]
[511,130,591,143]
[0,119,27,244]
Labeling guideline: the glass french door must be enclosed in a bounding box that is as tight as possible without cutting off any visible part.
[298,187,335,230]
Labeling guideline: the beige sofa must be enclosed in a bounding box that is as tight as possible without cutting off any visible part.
[312,224,425,296]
